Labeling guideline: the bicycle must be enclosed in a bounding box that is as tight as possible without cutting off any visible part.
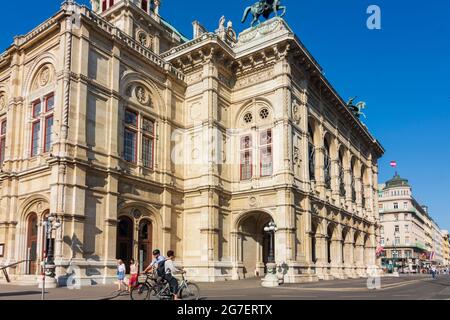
[149,273,200,301]
[130,272,157,301]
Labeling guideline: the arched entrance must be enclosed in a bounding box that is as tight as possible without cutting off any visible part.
[26,213,38,275]
[138,219,153,269]
[116,216,134,272]
[237,212,273,278]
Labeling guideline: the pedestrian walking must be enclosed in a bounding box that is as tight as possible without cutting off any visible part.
[431,265,437,279]
[117,259,127,292]
[128,258,139,291]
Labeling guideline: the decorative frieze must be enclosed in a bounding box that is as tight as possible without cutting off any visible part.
[236,17,287,46]
[235,68,274,89]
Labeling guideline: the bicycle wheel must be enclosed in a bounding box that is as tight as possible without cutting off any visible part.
[148,286,162,300]
[180,283,200,300]
[130,283,150,301]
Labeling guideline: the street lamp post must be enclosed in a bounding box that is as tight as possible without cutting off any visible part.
[261,222,279,288]
[45,214,61,277]
[39,213,62,296]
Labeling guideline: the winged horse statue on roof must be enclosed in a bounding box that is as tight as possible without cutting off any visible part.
[241,0,287,27]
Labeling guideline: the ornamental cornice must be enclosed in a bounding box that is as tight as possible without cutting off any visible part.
[12,10,64,48]
[80,9,185,82]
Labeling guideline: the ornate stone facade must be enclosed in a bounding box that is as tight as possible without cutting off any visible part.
[0,1,383,285]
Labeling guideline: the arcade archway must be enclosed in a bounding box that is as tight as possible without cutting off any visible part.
[236,211,273,278]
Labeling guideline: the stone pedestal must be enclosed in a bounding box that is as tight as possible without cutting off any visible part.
[261,263,279,287]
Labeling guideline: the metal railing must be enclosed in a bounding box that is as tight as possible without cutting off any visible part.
[0,260,30,283]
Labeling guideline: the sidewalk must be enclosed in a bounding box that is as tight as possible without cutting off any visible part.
[0,274,445,300]
[0,284,122,300]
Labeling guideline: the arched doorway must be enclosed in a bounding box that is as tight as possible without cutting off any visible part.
[26,213,38,275]
[238,212,273,278]
[116,216,133,272]
[138,219,153,270]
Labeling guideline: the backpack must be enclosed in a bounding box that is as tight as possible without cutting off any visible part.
[156,259,167,277]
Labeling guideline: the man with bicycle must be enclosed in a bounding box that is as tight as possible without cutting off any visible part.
[143,249,166,276]
[164,250,186,300]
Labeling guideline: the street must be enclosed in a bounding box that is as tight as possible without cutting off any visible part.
[0,275,449,300]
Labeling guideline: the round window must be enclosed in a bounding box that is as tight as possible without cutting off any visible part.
[259,108,269,119]
[243,112,253,124]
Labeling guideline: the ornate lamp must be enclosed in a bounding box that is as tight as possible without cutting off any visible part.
[262,221,279,287]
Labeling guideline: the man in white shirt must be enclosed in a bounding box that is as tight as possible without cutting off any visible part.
[164,250,185,300]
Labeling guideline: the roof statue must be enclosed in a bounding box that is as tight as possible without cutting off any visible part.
[242,0,287,27]
[347,97,367,119]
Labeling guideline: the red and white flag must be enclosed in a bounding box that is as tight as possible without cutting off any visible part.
[390,161,397,168]
[376,245,384,257]
[429,251,435,261]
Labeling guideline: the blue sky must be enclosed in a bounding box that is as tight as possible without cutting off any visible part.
[0,1,449,229]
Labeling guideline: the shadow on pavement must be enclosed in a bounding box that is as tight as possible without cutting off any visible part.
[0,291,44,297]
[100,291,130,300]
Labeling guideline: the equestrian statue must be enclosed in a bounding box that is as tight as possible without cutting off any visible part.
[347,97,367,119]
[242,0,287,27]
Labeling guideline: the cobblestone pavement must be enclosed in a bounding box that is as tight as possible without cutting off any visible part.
[0,275,449,300]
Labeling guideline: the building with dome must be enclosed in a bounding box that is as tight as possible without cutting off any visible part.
[0,0,384,286]
[379,174,447,272]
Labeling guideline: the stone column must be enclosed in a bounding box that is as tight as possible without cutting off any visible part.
[230,232,243,280]
[331,159,340,204]
[344,168,353,210]
[315,233,332,280]
[355,243,366,277]
[315,137,325,197]
[330,237,345,279]
[344,241,357,278]
[365,234,377,267]
[372,166,380,222]
[355,176,363,216]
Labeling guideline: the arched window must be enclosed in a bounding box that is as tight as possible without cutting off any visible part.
[239,103,273,181]
[308,125,315,181]
[123,108,155,168]
[338,149,346,197]
[260,129,273,177]
[240,135,252,180]
[323,138,331,189]
[31,94,54,157]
